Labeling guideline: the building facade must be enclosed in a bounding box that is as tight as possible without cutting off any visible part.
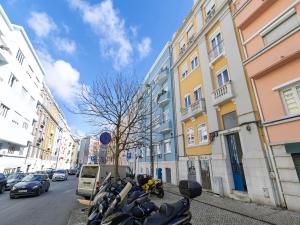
[137,43,178,185]
[0,6,45,173]
[233,0,300,211]
[172,0,277,205]
[172,0,212,190]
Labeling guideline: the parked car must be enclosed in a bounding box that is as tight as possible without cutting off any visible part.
[0,173,7,194]
[45,169,55,179]
[68,169,76,175]
[5,173,26,190]
[10,174,50,199]
[52,170,68,181]
[76,164,133,198]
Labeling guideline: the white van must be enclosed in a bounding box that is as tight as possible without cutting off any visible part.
[76,164,132,198]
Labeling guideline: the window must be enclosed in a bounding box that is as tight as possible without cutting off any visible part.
[223,111,238,130]
[162,108,169,123]
[8,144,16,154]
[282,84,300,114]
[187,26,194,41]
[196,10,203,31]
[210,32,223,60]
[165,141,171,153]
[217,69,230,87]
[8,74,17,87]
[0,104,9,118]
[194,87,202,101]
[16,48,25,65]
[22,122,28,130]
[184,95,191,108]
[262,9,300,46]
[198,124,208,143]
[156,144,161,155]
[205,0,216,19]
[292,154,300,181]
[179,38,185,54]
[146,147,150,156]
[191,55,198,70]
[187,128,194,145]
[181,63,188,79]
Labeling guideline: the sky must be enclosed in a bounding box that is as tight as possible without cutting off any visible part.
[1,0,193,137]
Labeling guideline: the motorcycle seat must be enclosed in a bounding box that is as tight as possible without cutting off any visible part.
[143,201,185,225]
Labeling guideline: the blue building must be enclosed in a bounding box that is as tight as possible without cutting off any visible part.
[136,42,178,185]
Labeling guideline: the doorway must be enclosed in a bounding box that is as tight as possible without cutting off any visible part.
[187,159,196,181]
[165,168,171,183]
[226,133,247,192]
[199,160,211,190]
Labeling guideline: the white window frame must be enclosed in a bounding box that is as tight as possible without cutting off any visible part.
[187,128,195,146]
[184,94,191,108]
[196,9,203,31]
[164,141,171,153]
[181,63,188,79]
[216,67,230,88]
[205,0,216,17]
[210,30,224,60]
[0,103,9,118]
[281,83,300,115]
[190,53,199,71]
[198,123,208,144]
[187,25,195,41]
[193,86,202,102]
[8,73,17,87]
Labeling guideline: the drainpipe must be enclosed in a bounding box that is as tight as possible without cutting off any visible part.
[251,79,286,207]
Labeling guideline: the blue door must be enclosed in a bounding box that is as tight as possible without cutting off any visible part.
[227,133,247,192]
[156,168,162,180]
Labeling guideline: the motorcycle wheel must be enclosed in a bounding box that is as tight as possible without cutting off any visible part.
[87,220,99,225]
[156,187,164,198]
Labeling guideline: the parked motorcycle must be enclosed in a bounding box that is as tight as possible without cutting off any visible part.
[87,177,154,225]
[137,174,164,198]
[101,180,202,225]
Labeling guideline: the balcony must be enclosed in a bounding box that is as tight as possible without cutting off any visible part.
[211,81,234,106]
[156,68,168,84]
[181,99,206,121]
[208,40,224,63]
[160,120,172,134]
[157,92,170,107]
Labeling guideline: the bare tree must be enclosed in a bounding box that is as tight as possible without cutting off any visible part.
[75,74,159,178]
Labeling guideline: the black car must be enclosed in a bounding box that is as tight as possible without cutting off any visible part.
[68,169,76,175]
[10,174,50,199]
[0,173,7,194]
[45,169,55,179]
[5,173,26,190]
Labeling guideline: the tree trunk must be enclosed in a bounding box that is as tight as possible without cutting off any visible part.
[114,143,120,180]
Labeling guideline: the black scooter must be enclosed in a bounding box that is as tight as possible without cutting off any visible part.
[101,180,202,225]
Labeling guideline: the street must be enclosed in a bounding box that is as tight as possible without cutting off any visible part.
[0,176,79,225]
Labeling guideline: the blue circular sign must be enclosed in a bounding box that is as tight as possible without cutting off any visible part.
[100,131,111,145]
[91,155,97,161]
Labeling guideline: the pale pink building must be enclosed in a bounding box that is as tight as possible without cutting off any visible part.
[233,0,300,211]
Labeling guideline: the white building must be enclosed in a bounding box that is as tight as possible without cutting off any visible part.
[0,6,45,174]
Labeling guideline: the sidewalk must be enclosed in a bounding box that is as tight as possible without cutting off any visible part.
[67,201,88,225]
[164,184,300,225]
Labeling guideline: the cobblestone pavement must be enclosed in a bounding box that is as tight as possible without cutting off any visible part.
[152,192,269,225]
[68,189,300,225]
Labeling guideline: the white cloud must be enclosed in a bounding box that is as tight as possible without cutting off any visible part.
[37,49,81,105]
[27,12,57,38]
[138,37,151,59]
[53,37,77,54]
[68,0,134,70]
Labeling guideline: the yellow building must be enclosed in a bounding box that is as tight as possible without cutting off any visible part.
[172,1,212,189]
[172,0,276,205]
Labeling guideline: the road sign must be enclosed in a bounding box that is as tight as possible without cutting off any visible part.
[91,155,97,161]
[100,131,111,145]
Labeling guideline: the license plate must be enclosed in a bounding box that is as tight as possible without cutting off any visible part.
[83,182,91,185]
[18,190,27,193]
